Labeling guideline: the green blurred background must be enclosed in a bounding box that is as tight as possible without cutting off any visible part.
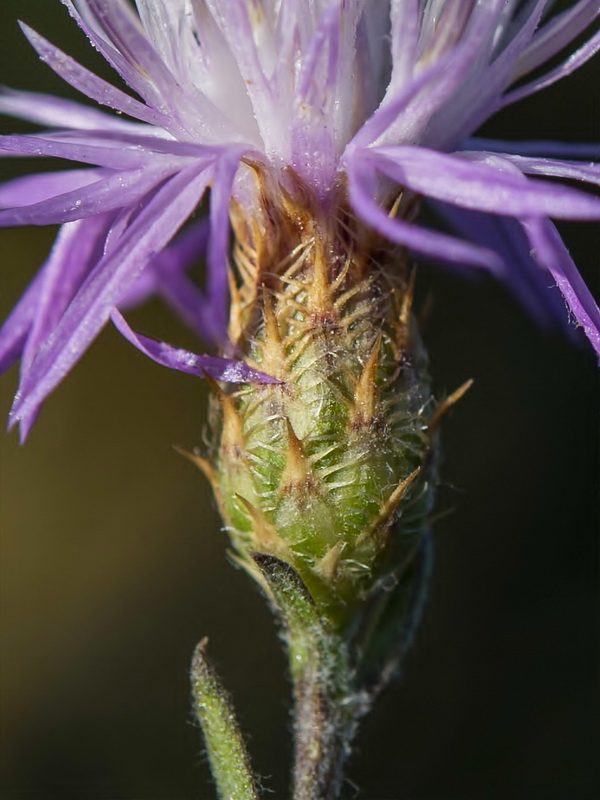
[0,2,598,799]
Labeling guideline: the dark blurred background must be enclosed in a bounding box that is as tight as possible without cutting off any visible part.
[0,2,598,799]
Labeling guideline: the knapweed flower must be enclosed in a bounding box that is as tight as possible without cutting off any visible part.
[0,0,598,435]
[0,1,599,618]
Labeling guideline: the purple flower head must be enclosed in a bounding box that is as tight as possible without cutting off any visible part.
[1,0,599,439]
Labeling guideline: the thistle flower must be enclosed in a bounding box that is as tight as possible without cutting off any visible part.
[2,0,599,630]
[0,0,598,440]
[2,2,598,797]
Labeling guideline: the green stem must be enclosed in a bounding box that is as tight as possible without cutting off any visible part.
[289,640,357,800]
[251,553,367,800]
[191,639,260,800]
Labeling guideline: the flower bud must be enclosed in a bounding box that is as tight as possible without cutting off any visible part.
[207,187,436,630]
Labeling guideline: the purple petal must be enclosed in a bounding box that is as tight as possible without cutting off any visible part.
[121,219,219,343]
[465,138,600,160]
[202,0,277,150]
[363,146,600,220]
[46,128,235,159]
[349,50,450,150]
[0,133,176,169]
[362,0,507,149]
[111,310,279,384]
[346,155,503,272]
[61,0,175,107]
[205,146,246,344]
[21,215,113,375]
[62,1,241,145]
[291,1,364,196]
[0,269,45,375]
[0,216,112,376]
[469,153,600,187]
[0,86,139,131]
[121,219,208,308]
[0,165,181,227]
[504,27,600,107]
[9,160,214,437]
[522,217,600,360]
[430,202,574,331]
[290,2,340,190]
[425,2,545,147]
[388,0,420,88]
[61,0,201,139]
[0,169,104,207]
[20,23,169,128]
[514,0,600,80]
[354,8,389,122]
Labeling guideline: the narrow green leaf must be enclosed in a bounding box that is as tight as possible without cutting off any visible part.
[191,638,260,800]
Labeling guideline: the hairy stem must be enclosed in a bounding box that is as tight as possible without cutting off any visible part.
[290,643,358,800]
[251,553,366,800]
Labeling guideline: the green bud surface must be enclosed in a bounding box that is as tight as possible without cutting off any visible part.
[207,190,438,630]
